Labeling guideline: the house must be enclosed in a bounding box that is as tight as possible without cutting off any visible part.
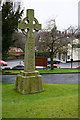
[67,39,80,62]
[8,47,24,55]
[56,39,80,63]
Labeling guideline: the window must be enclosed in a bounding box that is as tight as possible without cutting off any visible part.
[67,56,70,59]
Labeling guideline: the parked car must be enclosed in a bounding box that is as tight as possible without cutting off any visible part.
[47,58,60,68]
[1,66,11,70]
[47,64,59,68]
[0,60,7,66]
[12,65,47,70]
[12,64,24,70]
[48,58,60,64]
[74,66,80,69]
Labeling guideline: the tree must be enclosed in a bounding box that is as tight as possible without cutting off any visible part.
[12,31,25,51]
[2,2,23,56]
[36,20,68,70]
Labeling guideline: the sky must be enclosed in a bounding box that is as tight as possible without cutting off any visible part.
[21,0,80,31]
[1,0,80,31]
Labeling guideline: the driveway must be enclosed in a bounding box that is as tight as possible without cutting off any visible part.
[2,73,80,84]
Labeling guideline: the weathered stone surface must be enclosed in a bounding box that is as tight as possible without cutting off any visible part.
[18,9,41,72]
[16,71,44,94]
[16,9,44,94]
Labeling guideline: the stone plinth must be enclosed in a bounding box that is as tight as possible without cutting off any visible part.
[16,71,44,94]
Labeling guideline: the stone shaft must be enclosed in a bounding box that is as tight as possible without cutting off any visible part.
[24,33,35,72]
[18,9,41,72]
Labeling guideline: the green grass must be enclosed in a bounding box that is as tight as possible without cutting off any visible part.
[2,68,80,75]
[2,83,78,118]
[38,69,80,74]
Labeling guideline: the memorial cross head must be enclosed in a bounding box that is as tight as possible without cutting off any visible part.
[18,9,41,33]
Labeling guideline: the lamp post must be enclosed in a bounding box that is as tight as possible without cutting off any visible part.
[71,43,73,69]
[35,47,37,57]
[71,35,75,69]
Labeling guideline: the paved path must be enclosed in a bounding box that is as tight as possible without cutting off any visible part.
[2,73,80,84]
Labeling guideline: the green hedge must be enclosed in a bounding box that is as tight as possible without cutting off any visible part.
[36,52,50,58]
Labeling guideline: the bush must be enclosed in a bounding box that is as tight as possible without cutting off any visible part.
[20,53,24,56]
[2,54,9,60]
[36,52,50,58]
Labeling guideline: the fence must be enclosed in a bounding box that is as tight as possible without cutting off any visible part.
[35,57,47,69]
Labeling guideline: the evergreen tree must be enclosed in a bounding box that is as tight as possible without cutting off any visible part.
[2,2,23,56]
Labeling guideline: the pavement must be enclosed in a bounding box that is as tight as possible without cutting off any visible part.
[2,73,80,84]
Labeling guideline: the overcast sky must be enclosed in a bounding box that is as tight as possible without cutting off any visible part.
[2,0,80,30]
[20,0,80,31]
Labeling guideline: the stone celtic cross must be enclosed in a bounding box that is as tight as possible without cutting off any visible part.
[18,9,41,72]
[16,9,44,94]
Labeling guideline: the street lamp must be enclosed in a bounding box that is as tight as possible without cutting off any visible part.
[35,46,38,57]
[71,43,73,69]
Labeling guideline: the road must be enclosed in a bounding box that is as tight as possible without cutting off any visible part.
[6,59,80,68]
[2,73,80,84]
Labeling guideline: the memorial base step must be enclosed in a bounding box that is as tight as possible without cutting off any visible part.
[15,71,44,94]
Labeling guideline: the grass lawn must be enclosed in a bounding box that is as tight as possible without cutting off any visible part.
[2,68,80,75]
[2,83,78,118]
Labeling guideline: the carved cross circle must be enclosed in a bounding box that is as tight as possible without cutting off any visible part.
[18,9,41,33]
